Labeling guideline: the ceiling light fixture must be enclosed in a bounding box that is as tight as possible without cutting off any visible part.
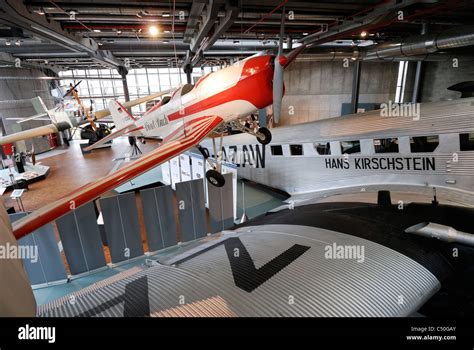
[93,29,101,33]
[162,13,170,17]
[116,30,122,35]
[360,31,368,38]
[5,40,11,46]
[15,40,21,46]
[149,25,159,36]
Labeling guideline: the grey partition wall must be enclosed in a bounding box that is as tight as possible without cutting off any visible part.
[10,212,67,286]
[56,202,106,275]
[176,179,207,242]
[140,185,177,252]
[100,193,144,264]
[208,173,234,233]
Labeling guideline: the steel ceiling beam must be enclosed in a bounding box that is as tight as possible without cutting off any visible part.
[202,0,240,52]
[299,0,422,47]
[0,51,60,73]
[0,0,125,71]
[189,0,220,53]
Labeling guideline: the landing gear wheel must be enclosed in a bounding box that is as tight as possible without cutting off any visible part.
[206,169,225,187]
[256,127,272,145]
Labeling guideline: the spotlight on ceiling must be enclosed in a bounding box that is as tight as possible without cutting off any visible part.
[360,31,368,38]
[35,8,45,15]
[149,25,159,36]
[302,32,309,36]
[5,40,11,46]
[116,30,122,35]
[15,40,21,47]
[93,29,101,33]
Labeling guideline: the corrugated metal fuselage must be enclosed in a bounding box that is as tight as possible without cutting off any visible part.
[203,97,474,205]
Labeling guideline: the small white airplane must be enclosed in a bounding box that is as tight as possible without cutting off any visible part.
[0,90,170,147]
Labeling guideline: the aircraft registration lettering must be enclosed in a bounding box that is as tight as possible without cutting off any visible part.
[221,145,265,168]
[144,116,169,131]
[325,157,436,171]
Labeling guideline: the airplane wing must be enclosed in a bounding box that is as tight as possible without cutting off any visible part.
[83,123,143,152]
[6,112,48,124]
[94,90,171,120]
[12,115,223,239]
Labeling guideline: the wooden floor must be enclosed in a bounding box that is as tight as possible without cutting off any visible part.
[3,137,159,211]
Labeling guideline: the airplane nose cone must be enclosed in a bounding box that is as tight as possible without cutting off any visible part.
[278,55,287,67]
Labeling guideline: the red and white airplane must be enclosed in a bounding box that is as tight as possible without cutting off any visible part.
[12,43,306,239]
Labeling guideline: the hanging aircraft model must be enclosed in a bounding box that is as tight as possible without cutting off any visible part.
[0,88,170,147]
[11,11,305,240]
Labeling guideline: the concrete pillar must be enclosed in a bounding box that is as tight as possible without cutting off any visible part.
[351,61,361,114]
[412,24,428,103]
[121,73,130,102]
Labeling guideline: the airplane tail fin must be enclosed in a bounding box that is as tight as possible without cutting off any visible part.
[109,100,136,129]
[31,96,48,115]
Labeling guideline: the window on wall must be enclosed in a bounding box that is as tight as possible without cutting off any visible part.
[340,140,360,154]
[460,133,474,151]
[395,61,408,103]
[59,66,214,115]
[374,138,399,153]
[314,142,331,155]
[270,145,283,156]
[290,144,304,156]
[409,135,439,152]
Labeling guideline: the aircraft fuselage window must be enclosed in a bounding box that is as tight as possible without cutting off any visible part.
[460,133,474,151]
[374,138,399,153]
[290,144,304,156]
[340,140,360,154]
[314,142,331,155]
[409,135,439,153]
[271,145,283,156]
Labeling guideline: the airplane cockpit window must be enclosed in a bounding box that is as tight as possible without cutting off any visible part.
[314,142,331,155]
[460,133,474,151]
[290,144,304,156]
[271,145,283,156]
[340,140,360,154]
[410,135,439,153]
[161,96,171,106]
[181,83,194,96]
[374,138,399,153]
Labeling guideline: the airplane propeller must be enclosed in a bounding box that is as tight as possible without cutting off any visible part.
[272,5,286,124]
[63,80,82,98]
